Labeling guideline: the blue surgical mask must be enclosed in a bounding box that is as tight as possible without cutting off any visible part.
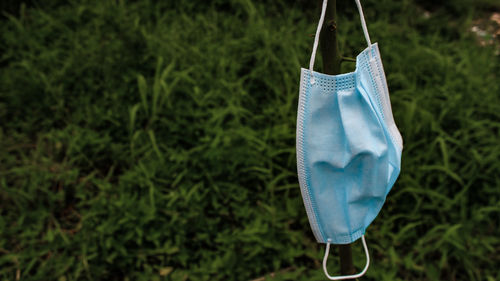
[296,0,403,279]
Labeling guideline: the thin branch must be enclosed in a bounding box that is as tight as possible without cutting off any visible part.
[341,56,356,63]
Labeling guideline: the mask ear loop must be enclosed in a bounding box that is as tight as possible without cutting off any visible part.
[308,0,328,85]
[309,0,374,85]
[354,0,373,60]
[322,235,370,280]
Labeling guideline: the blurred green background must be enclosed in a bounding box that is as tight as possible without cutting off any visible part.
[1,0,499,280]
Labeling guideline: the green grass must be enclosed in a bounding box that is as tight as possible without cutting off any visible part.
[0,1,499,280]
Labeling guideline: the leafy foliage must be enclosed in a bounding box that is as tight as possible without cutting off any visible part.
[0,1,499,280]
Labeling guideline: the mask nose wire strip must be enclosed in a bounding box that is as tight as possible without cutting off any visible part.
[322,235,370,280]
[309,0,373,85]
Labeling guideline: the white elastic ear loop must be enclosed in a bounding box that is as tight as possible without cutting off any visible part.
[322,235,370,280]
[354,0,373,59]
[308,0,329,84]
[309,0,374,84]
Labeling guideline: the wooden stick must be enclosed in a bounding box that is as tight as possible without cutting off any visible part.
[319,0,357,277]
